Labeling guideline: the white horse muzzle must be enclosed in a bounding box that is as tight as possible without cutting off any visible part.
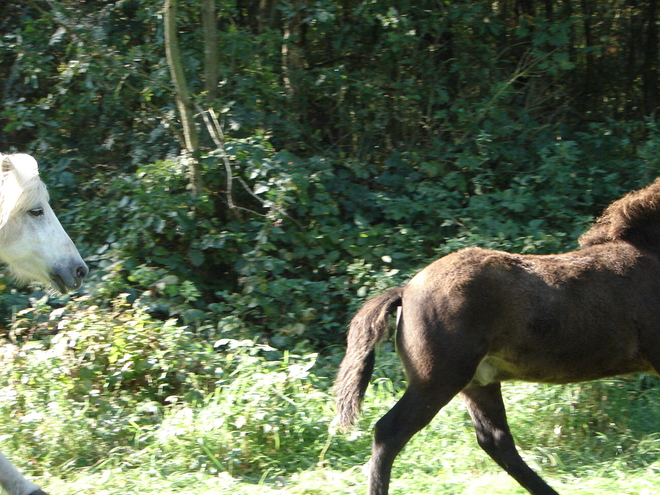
[50,258,88,294]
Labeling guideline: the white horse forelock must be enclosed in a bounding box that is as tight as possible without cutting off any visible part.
[0,154,48,230]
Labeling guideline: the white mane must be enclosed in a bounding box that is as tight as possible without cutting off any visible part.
[0,154,48,229]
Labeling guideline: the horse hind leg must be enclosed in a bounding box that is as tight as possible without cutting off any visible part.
[460,383,559,495]
[368,339,484,495]
[368,382,463,495]
[367,302,493,495]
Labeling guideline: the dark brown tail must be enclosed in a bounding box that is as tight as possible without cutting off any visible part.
[334,286,404,429]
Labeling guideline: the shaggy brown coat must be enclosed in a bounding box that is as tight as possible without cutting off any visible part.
[334,178,660,495]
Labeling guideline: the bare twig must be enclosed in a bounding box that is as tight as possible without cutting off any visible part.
[197,106,302,227]
[198,108,235,209]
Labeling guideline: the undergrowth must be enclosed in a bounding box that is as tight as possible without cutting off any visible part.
[3,296,660,494]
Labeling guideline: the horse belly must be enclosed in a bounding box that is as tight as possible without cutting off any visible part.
[472,348,651,386]
[480,282,655,383]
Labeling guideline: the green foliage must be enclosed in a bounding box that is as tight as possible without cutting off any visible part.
[1,298,339,476]
[3,2,660,493]
[38,118,660,353]
[2,2,660,347]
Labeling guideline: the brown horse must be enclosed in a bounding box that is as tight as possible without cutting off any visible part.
[334,178,660,495]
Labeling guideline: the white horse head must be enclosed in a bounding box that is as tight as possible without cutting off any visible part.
[0,153,88,293]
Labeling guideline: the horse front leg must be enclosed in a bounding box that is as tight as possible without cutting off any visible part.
[0,452,47,495]
[460,383,559,495]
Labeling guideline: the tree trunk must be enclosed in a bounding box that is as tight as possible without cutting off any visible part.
[516,0,535,17]
[202,0,219,104]
[238,0,279,35]
[580,0,594,114]
[281,1,306,103]
[643,0,659,116]
[545,0,553,20]
[164,0,203,197]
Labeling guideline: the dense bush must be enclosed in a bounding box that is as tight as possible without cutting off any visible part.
[41,120,660,352]
[1,297,340,475]
[2,1,660,348]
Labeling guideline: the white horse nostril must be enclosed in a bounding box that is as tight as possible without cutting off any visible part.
[76,264,89,281]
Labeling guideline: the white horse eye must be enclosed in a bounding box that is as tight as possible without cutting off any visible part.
[28,207,44,217]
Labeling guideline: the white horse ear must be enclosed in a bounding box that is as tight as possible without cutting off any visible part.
[0,155,12,175]
[3,154,39,180]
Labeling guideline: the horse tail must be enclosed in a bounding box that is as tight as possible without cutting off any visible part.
[334,286,404,430]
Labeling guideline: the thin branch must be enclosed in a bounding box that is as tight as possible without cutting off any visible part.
[198,107,235,209]
[197,105,303,227]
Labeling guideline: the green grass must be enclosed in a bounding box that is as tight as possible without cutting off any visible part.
[14,427,660,495]
[3,301,660,494]
[9,380,660,495]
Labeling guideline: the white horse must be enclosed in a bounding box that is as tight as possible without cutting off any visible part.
[0,153,88,495]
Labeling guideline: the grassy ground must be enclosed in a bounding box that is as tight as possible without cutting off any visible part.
[32,468,660,495]
[3,308,660,495]
[11,379,660,495]
[23,438,660,495]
